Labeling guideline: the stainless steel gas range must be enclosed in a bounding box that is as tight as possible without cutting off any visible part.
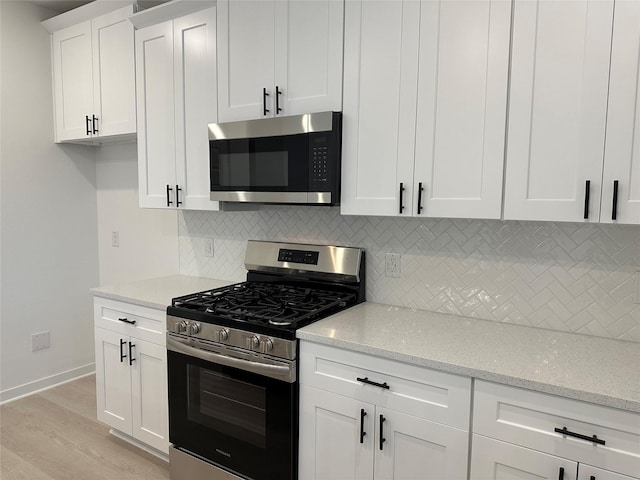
[166,240,365,480]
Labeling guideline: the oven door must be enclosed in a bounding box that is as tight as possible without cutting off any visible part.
[167,337,297,480]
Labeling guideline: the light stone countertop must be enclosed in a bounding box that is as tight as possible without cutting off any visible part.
[90,274,234,310]
[297,302,640,413]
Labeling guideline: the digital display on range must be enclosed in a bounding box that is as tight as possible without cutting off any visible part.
[277,249,319,265]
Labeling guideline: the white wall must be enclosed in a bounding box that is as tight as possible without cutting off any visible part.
[0,1,98,401]
[96,143,178,286]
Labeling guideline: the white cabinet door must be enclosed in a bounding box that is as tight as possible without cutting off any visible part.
[503,0,614,222]
[91,5,136,138]
[130,338,168,454]
[471,435,578,480]
[273,0,343,116]
[374,408,469,480]
[299,385,375,480]
[579,464,639,480]
[601,0,640,225]
[51,21,93,142]
[136,21,176,209]
[174,8,219,211]
[95,328,132,436]
[413,0,511,219]
[217,0,275,122]
[340,0,420,216]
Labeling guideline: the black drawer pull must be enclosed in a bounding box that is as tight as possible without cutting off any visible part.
[554,427,605,445]
[360,409,367,444]
[356,377,390,390]
[118,317,136,325]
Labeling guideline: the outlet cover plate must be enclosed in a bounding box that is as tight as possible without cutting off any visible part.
[204,238,214,258]
[32,331,50,352]
[385,253,401,278]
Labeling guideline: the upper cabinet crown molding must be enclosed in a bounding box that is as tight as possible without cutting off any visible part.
[42,0,138,33]
[128,0,216,29]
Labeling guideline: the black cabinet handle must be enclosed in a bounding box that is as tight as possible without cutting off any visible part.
[612,180,619,220]
[417,182,424,214]
[554,427,605,445]
[590,476,596,480]
[276,85,282,114]
[379,414,386,450]
[92,115,98,134]
[263,87,270,116]
[360,409,367,444]
[128,342,135,366]
[558,467,564,480]
[399,183,405,214]
[166,184,173,207]
[119,339,127,363]
[86,115,91,136]
[176,185,183,207]
[584,180,590,219]
[357,377,390,390]
[118,317,136,325]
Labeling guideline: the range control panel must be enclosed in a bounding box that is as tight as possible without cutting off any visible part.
[277,249,319,265]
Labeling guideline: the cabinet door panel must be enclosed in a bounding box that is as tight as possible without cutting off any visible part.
[601,0,640,225]
[299,385,374,480]
[95,328,132,435]
[274,0,343,115]
[217,0,275,122]
[413,0,510,219]
[174,8,219,211]
[375,408,469,480]
[135,22,176,208]
[579,464,639,480]
[52,21,93,142]
[504,0,613,222]
[471,435,578,480]
[130,339,168,454]
[91,5,136,138]
[341,0,420,216]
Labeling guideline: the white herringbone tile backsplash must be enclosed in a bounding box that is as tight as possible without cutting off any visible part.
[178,207,640,342]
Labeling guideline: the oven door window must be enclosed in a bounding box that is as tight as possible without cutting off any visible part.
[168,350,296,480]
[210,134,309,192]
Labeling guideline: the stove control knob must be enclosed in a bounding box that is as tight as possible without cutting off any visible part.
[262,338,274,352]
[219,328,229,342]
[177,320,188,334]
[188,323,200,335]
[247,335,260,350]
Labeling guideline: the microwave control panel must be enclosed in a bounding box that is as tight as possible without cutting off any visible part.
[310,135,333,191]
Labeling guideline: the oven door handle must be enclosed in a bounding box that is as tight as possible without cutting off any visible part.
[167,336,295,383]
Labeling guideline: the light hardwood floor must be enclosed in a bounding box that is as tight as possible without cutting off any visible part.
[0,375,169,480]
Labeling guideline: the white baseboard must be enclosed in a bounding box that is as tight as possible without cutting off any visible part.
[0,363,96,404]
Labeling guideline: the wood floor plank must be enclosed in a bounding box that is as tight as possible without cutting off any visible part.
[0,375,169,480]
[1,445,56,480]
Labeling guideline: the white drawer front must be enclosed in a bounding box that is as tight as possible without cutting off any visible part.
[300,341,471,430]
[473,380,640,478]
[93,297,165,345]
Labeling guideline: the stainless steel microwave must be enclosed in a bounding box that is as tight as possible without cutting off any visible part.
[208,111,342,205]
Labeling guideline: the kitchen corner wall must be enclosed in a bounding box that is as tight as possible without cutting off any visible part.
[179,208,640,342]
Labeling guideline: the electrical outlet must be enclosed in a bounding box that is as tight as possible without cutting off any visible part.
[385,253,401,278]
[204,238,214,258]
[634,271,640,305]
[32,331,50,352]
[112,231,119,247]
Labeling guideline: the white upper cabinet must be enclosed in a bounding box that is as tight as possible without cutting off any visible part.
[600,0,640,225]
[341,0,511,218]
[217,0,344,122]
[503,0,614,222]
[136,7,219,211]
[49,4,136,143]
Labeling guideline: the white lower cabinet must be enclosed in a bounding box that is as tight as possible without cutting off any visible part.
[298,342,471,480]
[472,380,640,480]
[93,298,169,455]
